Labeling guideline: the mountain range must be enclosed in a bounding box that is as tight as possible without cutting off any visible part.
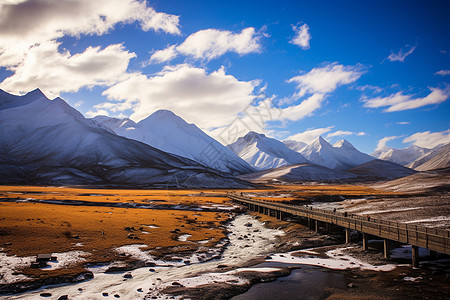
[227,131,309,170]
[0,89,249,188]
[1,88,448,186]
[93,111,254,175]
[372,143,450,171]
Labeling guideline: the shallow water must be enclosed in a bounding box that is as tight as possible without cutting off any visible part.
[232,262,346,300]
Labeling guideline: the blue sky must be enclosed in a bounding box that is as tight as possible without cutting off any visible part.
[0,0,449,153]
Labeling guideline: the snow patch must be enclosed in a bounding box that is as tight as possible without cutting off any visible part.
[269,247,396,271]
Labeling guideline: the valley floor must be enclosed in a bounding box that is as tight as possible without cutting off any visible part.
[0,183,448,299]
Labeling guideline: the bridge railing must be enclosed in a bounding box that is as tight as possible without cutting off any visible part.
[228,193,450,254]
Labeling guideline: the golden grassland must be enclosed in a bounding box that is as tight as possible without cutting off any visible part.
[0,184,391,282]
[0,184,393,204]
[0,201,226,280]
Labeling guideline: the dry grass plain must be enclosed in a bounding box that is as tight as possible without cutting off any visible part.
[0,184,390,283]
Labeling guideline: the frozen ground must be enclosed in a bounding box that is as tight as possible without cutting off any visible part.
[311,194,450,229]
[0,251,89,284]
[268,247,396,271]
[2,214,284,300]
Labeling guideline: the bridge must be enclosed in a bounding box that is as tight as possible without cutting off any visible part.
[228,193,450,267]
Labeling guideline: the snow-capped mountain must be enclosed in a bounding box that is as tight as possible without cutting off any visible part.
[239,163,356,183]
[227,131,309,170]
[0,89,250,188]
[407,143,450,171]
[298,137,374,170]
[283,140,307,152]
[93,110,254,175]
[371,145,432,166]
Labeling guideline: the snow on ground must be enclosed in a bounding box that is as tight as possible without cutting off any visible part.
[0,253,34,283]
[42,251,89,270]
[404,216,450,227]
[3,214,284,300]
[168,267,283,288]
[268,247,396,271]
[0,251,89,284]
[177,234,192,242]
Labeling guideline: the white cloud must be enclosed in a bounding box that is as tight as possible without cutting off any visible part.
[387,45,416,62]
[0,0,180,96]
[375,136,399,151]
[149,45,178,63]
[287,126,334,144]
[355,84,383,93]
[288,63,364,99]
[0,0,180,67]
[326,130,366,139]
[435,70,450,76]
[363,87,449,112]
[278,94,325,121]
[149,27,264,63]
[403,130,450,149]
[0,41,135,97]
[96,64,260,129]
[73,100,84,108]
[396,121,410,125]
[290,23,311,50]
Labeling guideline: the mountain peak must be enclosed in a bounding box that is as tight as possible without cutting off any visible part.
[151,109,177,118]
[25,88,47,99]
[243,131,265,142]
[334,139,356,149]
[312,136,330,146]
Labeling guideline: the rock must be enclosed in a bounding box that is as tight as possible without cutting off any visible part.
[137,288,143,292]
[78,288,83,291]
[114,294,120,298]
[40,293,52,297]
[58,296,69,300]
[265,256,272,260]
[244,222,253,227]
[217,265,227,268]
[348,283,355,288]
[102,292,109,296]
[171,282,182,286]
[145,262,156,267]
[149,268,156,272]
[123,272,132,279]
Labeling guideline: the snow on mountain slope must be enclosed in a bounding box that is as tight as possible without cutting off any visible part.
[238,163,356,183]
[283,140,307,152]
[371,145,432,166]
[408,143,450,171]
[227,131,309,170]
[299,137,373,170]
[347,159,417,180]
[93,110,254,175]
[0,89,251,188]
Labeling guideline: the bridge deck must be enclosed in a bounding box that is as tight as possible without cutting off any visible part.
[229,194,450,255]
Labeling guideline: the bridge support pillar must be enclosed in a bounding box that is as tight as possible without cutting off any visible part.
[315,220,319,232]
[277,211,283,220]
[411,245,419,268]
[383,239,390,258]
[325,222,330,231]
[362,233,368,251]
[307,217,311,228]
[345,228,351,244]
